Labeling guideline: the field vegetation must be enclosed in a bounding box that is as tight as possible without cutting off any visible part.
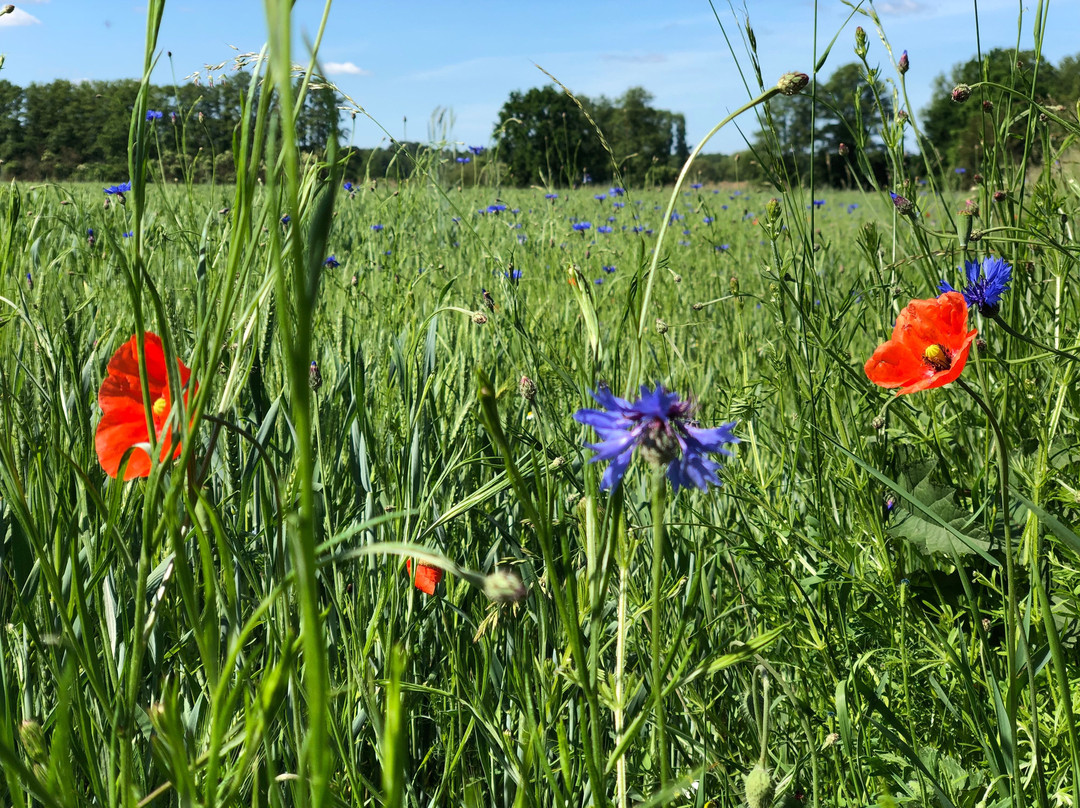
[1,1,1079,807]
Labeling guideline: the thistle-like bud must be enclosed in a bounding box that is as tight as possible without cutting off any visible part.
[308,360,323,392]
[889,192,914,216]
[730,276,740,295]
[982,99,994,112]
[765,197,782,222]
[0,6,15,16]
[951,84,972,103]
[655,318,668,334]
[483,568,528,604]
[993,190,1007,203]
[472,311,488,325]
[898,50,909,75]
[838,142,850,157]
[518,375,537,401]
[896,109,909,125]
[871,415,885,431]
[692,302,704,311]
[744,764,775,808]
[854,26,867,58]
[777,71,809,96]
[973,173,983,185]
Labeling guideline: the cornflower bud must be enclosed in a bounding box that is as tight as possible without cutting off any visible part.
[472,311,488,325]
[0,6,15,16]
[889,192,915,216]
[951,84,972,103]
[838,142,850,156]
[993,190,1007,202]
[518,375,537,401]
[982,99,994,112]
[777,71,809,95]
[655,318,668,334]
[854,26,868,58]
[308,360,323,391]
[898,50,909,74]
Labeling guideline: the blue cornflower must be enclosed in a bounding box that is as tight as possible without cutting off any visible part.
[343,181,354,192]
[955,167,966,174]
[457,156,471,164]
[703,216,713,225]
[602,265,616,273]
[545,193,558,200]
[597,225,613,234]
[371,223,384,231]
[594,194,607,202]
[104,182,131,195]
[632,226,645,233]
[613,201,625,209]
[468,145,485,155]
[487,204,507,214]
[573,222,591,232]
[939,255,1012,314]
[690,182,703,189]
[574,384,738,492]
[505,269,522,281]
[123,231,133,238]
[324,255,340,268]
[610,187,625,196]
[812,199,826,208]
[594,278,604,285]
[715,244,730,251]
[281,215,291,226]
[146,110,163,122]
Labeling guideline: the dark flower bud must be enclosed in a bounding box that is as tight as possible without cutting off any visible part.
[838,142,850,156]
[472,311,488,325]
[672,273,682,283]
[351,274,358,287]
[973,173,983,184]
[896,109,908,124]
[692,302,704,311]
[0,6,15,16]
[655,318,668,334]
[308,360,323,391]
[982,99,994,112]
[993,190,1007,202]
[871,415,885,430]
[969,229,983,242]
[898,50,909,75]
[777,71,809,95]
[518,375,537,401]
[890,192,915,216]
[25,272,32,290]
[951,84,972,103]
[976,337,987,352]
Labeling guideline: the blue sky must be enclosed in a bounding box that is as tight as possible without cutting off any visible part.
[0,0,1076,154]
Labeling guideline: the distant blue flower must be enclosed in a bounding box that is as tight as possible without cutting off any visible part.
[955,167,966,174]
[607,216,617,223]
[847,203,858,213]
[716,244,730,251]
[146,110,163,122]
[104,182,131,195]
[594,194,607,202]
[457,156,471,164]
[123,231,133,238]
[324,255,340,268]
[598,225,613,234]
[468,145,485,155]
[721,205,728,210]
[812,199,826,208]
[371,224,384,231]
[613,201,625,209]
[517,234,527,244]
[573,222,592,232]
[594,278,604,285]
[610,187,625,196]
[574,384,738,492]
[343,181,354,194]
[487,204,507,214]
[703,217,713,225]
[505,269,523,281]
[545,193,559,200]
[682,229,691,236]
[602,265,616,273]
[939,255,1012,314]
[632,226,645,233]
[281,215,291,226]
[690,182,703,189]
[669,212,682,222]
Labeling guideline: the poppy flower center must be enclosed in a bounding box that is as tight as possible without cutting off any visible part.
[152,396,168,418]
[922,343,952,371]
[638,418,681,466]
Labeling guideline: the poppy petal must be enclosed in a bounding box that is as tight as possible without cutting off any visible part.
[864,338,924,389]
[406,560,444,595]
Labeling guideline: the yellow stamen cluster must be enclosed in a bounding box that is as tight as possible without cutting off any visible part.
[152,396,168,417]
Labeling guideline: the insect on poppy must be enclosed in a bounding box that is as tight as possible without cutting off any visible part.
[864,291,978,395]
[406,559,444,595]
[95,332,196,479]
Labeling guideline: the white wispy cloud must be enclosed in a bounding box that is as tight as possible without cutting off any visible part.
[877,0,925,15]
[325,61,370,76]
[0,8,41,26]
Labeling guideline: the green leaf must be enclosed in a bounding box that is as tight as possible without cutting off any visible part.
[888,460,991,557]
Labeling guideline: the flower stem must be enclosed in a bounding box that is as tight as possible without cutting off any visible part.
[989,312,1080,363]
[650,468,670,788]
[955,376,1023,804]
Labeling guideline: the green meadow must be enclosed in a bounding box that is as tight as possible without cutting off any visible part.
[2,1,1080,807]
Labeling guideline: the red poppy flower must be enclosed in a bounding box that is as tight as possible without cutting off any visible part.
[95,333,195,480]
[864,291,978,395]
[406,559,444,595]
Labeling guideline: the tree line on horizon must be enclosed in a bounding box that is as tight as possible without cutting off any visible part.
[1,47,1078,187]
